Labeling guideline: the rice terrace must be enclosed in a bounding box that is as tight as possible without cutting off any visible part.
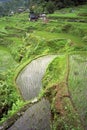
[0,0,87,130]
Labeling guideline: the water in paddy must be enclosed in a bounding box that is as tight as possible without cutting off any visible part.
[10,55,56,130]
[16,55,56,100]
[8,99,51,130]
[68,54,87,129]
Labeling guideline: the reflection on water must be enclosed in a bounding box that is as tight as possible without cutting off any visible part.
[8,99,51,130]
[16,55,56,100]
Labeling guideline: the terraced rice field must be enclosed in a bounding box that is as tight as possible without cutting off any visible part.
[0,4,87,130]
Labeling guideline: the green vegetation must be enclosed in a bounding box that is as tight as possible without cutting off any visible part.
[0,3,87,130]
[69,54,87,128]
[0,46,24,123]
[43,55,67,88]
[42,55,83,130]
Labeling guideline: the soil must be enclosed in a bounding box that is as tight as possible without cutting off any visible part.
[55,82,70,115]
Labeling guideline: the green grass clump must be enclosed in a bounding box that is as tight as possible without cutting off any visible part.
[0,47,17,74]
[42,55,67,88]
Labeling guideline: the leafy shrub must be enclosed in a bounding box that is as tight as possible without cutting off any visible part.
[46,1,55,14]
[0,69,24,123]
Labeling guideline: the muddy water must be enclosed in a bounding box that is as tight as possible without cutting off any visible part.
[7,55,56,130]
[16,55,56,100]
[8,99,51,130]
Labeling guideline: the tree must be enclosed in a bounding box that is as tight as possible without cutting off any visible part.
[46,1,55,13]
[0,5,4,16]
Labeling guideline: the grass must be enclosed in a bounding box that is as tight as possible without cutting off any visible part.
[42,55,67,88]
[33,30,84,46]
[0,46,17,75]
[68,53,87,128]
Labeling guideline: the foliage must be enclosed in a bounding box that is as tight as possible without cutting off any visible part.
[0,0,87,17]
[46,1,55,14]
[42,55,67,88]
[0,69,24,123]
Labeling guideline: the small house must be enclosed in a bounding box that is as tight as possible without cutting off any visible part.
[29,12,38,21]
